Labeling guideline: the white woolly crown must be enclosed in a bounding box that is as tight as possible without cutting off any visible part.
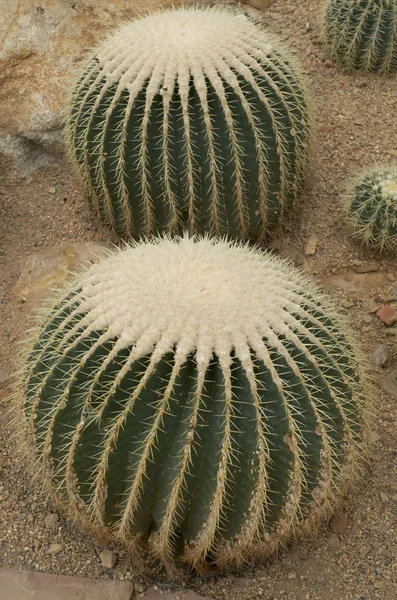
[63,237,339,367]
[97,8,274,92]
[372,171,397,202]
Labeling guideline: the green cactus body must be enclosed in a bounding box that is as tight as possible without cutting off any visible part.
[65,7,311,241]
[323,0,397,73]
[343,166,397,253]
[20,237,370,573]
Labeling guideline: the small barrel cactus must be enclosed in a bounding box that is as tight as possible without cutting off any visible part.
[18,237,370,573]
[343,165,397,253]
[66,6,311,242]
[323,0,397,73]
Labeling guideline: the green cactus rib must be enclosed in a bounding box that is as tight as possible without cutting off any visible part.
[65,7,311,241]
[343,166,397,253]
[323,0,397,72]
[20,238,370,573]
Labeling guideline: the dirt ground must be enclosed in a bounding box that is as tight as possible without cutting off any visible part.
[1,0,397,599]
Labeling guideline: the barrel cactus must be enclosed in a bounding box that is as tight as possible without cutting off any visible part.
[343,165,397,253]
[18,237,370,573]
[65,6,311,242]
[322,0,397,73]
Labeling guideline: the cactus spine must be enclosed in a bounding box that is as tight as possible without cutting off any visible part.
[18,237,371,573]
[343,165,397,253]
[66,7,311,242]
[323,0,397,73]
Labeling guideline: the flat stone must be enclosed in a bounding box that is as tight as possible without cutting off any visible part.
[143,588,214,600]
[0,568,134,599]
[376,304,397,326]
[14,242,111,312]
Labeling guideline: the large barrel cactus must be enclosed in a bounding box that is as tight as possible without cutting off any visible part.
[343,165,397,253]
[323,0,397,73]
[19,237,370,573]
[66,6,311,241]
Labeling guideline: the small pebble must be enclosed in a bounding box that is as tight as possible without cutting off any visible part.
[45,513,59,528]
[100,549,117,568]
[324,59,335,68]
[371,345,389,367]
[49,187,56,194]
[45,543,63,555]
[379,492,389,504]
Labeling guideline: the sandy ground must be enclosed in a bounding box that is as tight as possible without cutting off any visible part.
[1,1,397,599]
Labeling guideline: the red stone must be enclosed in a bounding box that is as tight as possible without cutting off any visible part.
[376,304,397,326]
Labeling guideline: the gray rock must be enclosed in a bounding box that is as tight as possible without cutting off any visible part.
[44,513,59,528]
[45,543,63,555]
[0,568,134,599]
[99,550,117,569]
[371,345,389,367]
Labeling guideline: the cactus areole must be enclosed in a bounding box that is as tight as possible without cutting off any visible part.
[21,237,370,573]
[66,7,311,241]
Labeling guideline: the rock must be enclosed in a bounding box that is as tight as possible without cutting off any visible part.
[0,568,134,599]
[287,572,297,580]
[143,588,214,600]
[362,314,372,323]
[354,262,379,273]
[340,299,354,308]
[371,345,389,367]
[33,538,42,550]
[368,298,380,313]
[45,543,63,555]
[329,510,347,534]
[374,581,385,589]
[323,271,386,295]
[100,550,117,569]
[13,242,111,312]
[49,186,56,194]
[304,234,319,255]
[324,59,335,68]
[376,304,397,326]
[379,492,389,504]
[44,513,59,528]
[0,370,9,385]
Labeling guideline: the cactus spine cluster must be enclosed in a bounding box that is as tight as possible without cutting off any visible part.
[323,0,397,73]
[343,165,397,253]
[66,6,311,242]
[19,237,370,573]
